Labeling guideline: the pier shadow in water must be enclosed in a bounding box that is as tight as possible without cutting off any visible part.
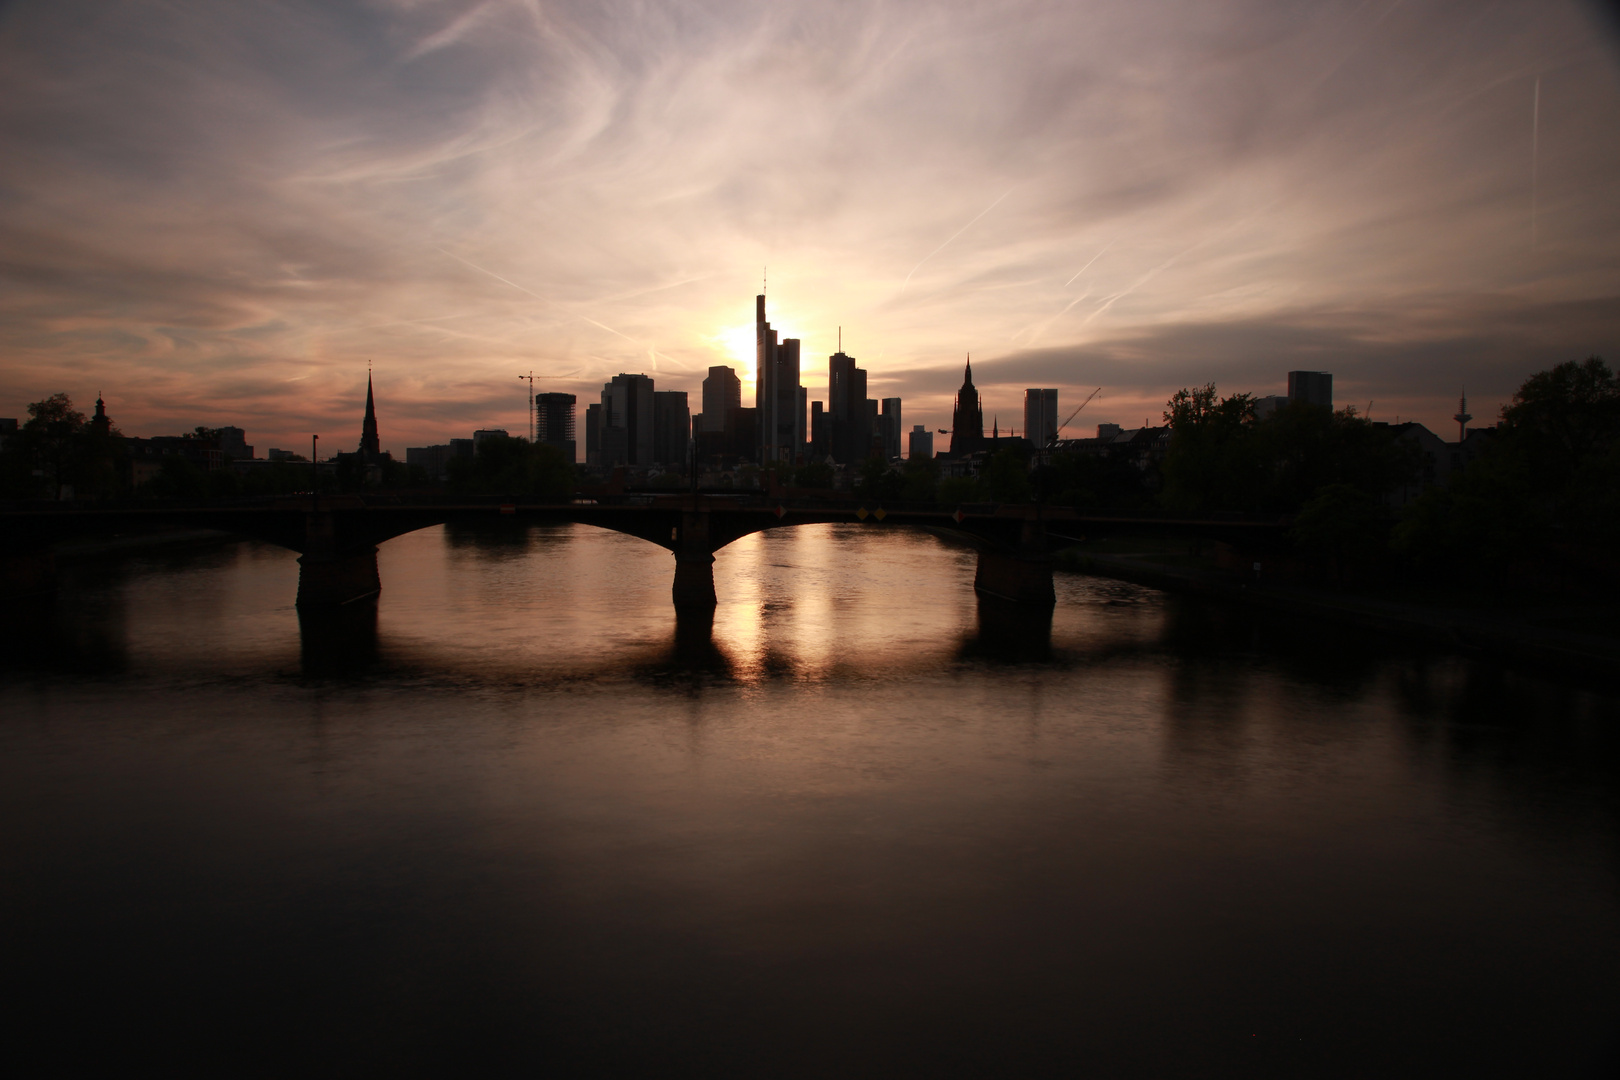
[629,607,739,683]
[298,599,380,677]
[957,595,1055,664]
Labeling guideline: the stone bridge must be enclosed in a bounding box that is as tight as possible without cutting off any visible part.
[1,494,1292,609]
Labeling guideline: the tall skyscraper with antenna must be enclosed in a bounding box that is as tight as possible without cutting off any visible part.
[755,292,804,464]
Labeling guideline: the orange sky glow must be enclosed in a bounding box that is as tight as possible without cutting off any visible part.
[2,0,1618,455]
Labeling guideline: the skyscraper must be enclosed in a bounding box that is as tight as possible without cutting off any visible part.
[881,398,903,460]
[1024,388,1058,447]
[754,295,805,464]
[827,349,869,464]
[653,390,690,466]
[536,392,576,463]
[702,366,741,432]
[1287,371,1333,408]
[908,425,933,460]
[949,356,983,455]
[600,373,655,467]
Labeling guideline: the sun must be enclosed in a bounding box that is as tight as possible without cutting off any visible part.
[702,323,757,396]
[717,323,755,373]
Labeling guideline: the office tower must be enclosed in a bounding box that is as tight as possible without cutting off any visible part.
[950,357,983,455]
[653,390,690,466]
[810,402,827,460]
[536,393,577,464]
[600,373,655,467]
[1287,371,1333,409]
[908,425,933,460]
[702,366,741,432]
[1024,389,1058,447]
[754,295,805,464]
[881,398,902,460]
[584,404,602,466]
[827,350,869,464]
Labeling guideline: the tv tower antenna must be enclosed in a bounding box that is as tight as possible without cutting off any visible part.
[1453,388,1472,443]
[518,372,536,443]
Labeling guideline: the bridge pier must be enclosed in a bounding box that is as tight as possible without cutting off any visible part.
[672,553,717,609]
[972,517,1055,606]
[670,509,719,609]
[296,546,381,607]
[973,549,1055,605]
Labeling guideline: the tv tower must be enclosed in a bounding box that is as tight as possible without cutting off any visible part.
[1453,390,1472,443]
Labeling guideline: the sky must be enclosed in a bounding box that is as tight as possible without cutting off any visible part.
[2,0,1618,455]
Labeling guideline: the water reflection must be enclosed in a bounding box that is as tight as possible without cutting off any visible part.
[957,595,1054,663]
[297,599,380,677]
[5,524,1620,1076]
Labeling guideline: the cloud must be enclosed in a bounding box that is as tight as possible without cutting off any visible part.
[0,0,1616,451]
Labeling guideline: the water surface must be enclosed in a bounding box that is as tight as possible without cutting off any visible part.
[4,523,1617,1076]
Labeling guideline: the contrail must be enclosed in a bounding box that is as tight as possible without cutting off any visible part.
[438,246,640,344]
[1080,238,1204,326]
[1532,76,1540,248]
[1064,242,1112,287]
[901,187,1015,291]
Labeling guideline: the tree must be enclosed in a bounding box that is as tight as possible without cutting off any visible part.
[1159,384,1259,513]
[22,393,88,499]
[1291,483,1387,584]
[447,435,573,499]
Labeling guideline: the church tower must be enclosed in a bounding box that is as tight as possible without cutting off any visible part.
[359,371,381,459]
[949,355,983,455]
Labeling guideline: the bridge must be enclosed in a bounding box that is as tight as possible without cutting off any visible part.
[1,494,1292,609]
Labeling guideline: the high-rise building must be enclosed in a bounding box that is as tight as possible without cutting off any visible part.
[754,296,805,464]
[949,356,983,455]
[536,393,576,463]
[1287,371,1333,409]
[908,424,933,460]
[827,351,869,464]
[653,390,690,466]
[809,401,827,460]
[584,403,602,466]
[881,398,903,461]
[600,373,655,467]
[702,366,741,432]
[1024,389,1058,447]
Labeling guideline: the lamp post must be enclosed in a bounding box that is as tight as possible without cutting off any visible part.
[311,434,319,510]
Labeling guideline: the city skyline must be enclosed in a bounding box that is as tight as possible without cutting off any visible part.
[2,1,1618,451]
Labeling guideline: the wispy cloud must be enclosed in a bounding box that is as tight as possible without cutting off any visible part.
[0,0,1615,450]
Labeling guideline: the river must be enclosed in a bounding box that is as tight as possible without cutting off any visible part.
[3,523,1617,1076]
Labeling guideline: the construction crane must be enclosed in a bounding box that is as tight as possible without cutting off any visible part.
[1049,387,1102,446]
[518,372,535,443]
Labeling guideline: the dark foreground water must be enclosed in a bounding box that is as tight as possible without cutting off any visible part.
[3,523,1618,1077]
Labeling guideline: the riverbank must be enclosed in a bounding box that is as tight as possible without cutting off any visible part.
[1057,546,1620,678]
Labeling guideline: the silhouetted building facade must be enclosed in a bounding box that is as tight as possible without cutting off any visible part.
[536,392,576,463]
[809,401,828,460]
[755,295,804,464]
[653,390,690,466]
[908,424,933,460]
[949,356,983,456]
[1288,370,1333,409]
[702,366,741,432]
[827,350,869,464]
[359,373,384,461]
[881,398,902,460]
[600,373,655,467]
[585,403,602,465]
[1024,388,1057,447]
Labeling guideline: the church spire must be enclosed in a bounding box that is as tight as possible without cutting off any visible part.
[963,353,973,386]
[360,368,380,458]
